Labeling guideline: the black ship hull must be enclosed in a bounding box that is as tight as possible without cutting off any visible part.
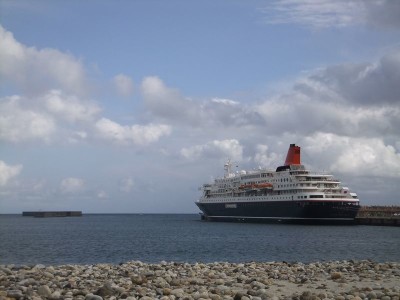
[196,200,360,225]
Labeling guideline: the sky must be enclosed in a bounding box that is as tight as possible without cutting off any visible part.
[1,0,400,213]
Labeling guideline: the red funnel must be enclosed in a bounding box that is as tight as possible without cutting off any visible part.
[284,144,301,166]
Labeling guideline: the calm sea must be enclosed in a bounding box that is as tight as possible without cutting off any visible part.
[1,214,399,265]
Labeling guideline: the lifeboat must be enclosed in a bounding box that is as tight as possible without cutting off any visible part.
[254,183,273,189]
[239,184,253,190]
[239,183,273,190]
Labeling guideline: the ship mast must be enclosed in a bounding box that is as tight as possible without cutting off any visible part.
[224,159,233,178]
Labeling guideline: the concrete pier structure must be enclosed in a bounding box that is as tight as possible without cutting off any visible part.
[356,206,400,226]
[22,211,82,217]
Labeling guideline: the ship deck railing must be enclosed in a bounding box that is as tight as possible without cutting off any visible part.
[296,178,339,182]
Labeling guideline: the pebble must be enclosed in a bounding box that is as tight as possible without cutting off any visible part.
[85,294,103,300]
[331,272,342,280]
[38,285,52,297]
[0,261,399,300]
[7,290,23,299]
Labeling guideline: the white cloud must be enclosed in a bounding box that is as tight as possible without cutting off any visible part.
[44,90,101,123]
[0,25,88,96]
[0,87,170,146]
[95,117,171,145]
[311,50,400,106]
[141,76,199,124]
[120,177,135,192]
[67,131,88,144]
[261,0,400,29]
[211,98,240,106]
[0,95,56,142]
[0,160,23,187]
[304,133,400,178]
[261,0,364,28]
[97,190,108,198]
[202,98,263,127]
[256,49,400,138]
[364,0,400,29]
[32,179,46,192]
[141,77,263,128]
[139,50,400,140]
[257,94,400,138]
[113,74,134,97]
[253,145,281,168]
[60,177,84,193]
[0,90,101,143]
[334,141,400,178]
[181,139,243,162]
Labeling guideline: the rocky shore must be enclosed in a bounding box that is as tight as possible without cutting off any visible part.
[1,260,399,300]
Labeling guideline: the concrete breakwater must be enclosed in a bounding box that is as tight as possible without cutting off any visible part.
[356,206,400,226]
[1,261,399,300]
[22,211,82,218]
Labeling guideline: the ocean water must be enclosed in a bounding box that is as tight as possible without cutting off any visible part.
[1,214,399,266]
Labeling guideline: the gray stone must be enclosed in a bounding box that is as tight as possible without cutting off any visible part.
[210,294,222,300]
[163,288,172,295]
[38,285,52,297]
[50,291,61,300]
[154,277,169,288]
[132,275,147,285]
[234,291,246,300]
[251,281,266,289]
[33,264,47,270]
[7,290,23,299]
[171,289,185,298]
[331,272,342,280]
[0,267,12,275]
[85,294,103,300]
[43,271,55,279]
[18,278,36,286]
[199,292,209,299]
[95,282,115,297]
[300,291,317,300]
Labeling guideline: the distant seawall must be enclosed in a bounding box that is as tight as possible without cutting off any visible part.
[22,211,82,218]
[356,206,400,226]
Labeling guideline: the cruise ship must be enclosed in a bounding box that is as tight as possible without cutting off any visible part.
[196,144,360,224]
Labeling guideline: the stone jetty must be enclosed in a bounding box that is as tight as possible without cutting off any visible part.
[22,211,82,218]
[1,260,399,300]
